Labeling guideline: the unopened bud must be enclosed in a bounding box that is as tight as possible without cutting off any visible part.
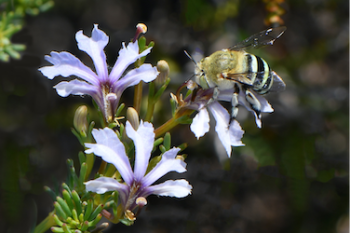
[127,107,139,130]
[73,105,88,137]
[156,60,170,85]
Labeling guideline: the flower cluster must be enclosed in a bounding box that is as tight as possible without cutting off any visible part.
[36,23,281,232]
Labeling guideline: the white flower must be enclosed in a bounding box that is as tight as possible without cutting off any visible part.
[39,24,158,122]
[190,101,244,157]
[84,121,192,212]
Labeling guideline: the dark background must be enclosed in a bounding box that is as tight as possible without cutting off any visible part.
[0,0,348,232]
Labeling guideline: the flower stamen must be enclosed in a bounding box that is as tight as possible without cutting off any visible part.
[133,23,147,42]
[125,210,136,221]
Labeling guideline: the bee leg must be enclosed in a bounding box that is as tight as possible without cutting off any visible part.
[213,86,220,99]
[207,86,220,105]
[230,83,240,123]
[245,89,261,121]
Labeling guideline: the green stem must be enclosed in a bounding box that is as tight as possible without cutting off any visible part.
[134,82,143,114]
[85,153,95,180]
[154,109,194,137]
[145,82,155,122]
[154,117,178,138]
[104,164,116,177]
[145,100,155,122]
[33,211,56,233]
[98,161,107,175]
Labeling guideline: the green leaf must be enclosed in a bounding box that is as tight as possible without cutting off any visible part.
[71,191,82,215]
[163,132,171,150]
[56,197,72,217]
[79,163,87,184]
[146,155,162,174]
[83,200,93,221]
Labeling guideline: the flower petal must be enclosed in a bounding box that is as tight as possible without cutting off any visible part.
[85,128,133,185]
[76,24,109,83]
[54,79,99,97]
[85,177,127,193]
[39,51,100,86]
[143,179,192,198]
[190,108,210,139]
[111,64,159,94]
[228,119,245,146]
[142,147,186,187]
[85,177,128,207]
[208,102,244,157]
[125,121,155,182]
[255,93,274,113]
[109,41,152,83]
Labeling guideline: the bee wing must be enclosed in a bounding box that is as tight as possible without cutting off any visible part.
[230,26,286,51]
[223,72,255,85]
[269,71,286,92]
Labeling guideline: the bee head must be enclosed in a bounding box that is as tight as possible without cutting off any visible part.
[184,50,204,75]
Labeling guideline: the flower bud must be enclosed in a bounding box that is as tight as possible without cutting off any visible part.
[127,107,139,130]
[155,60,170,86]
[73,105,88,137]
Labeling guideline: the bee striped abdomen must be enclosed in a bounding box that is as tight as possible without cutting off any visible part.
[251,55,273,94]
[245,53,258,74]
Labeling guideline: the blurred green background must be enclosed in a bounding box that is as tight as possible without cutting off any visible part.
[0,0,348,232]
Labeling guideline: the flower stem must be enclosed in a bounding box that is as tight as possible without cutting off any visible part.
[145,99,155,122]
[33,211,56,233]
[98,161,107,174]
[154,109,194,137]
[154,117,178,138]
[144,82,155,122]
[85,153,95,180]
[134,82,143,114]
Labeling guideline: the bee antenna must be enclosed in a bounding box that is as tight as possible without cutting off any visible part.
[185,73,196,83]
[184,50,198,66]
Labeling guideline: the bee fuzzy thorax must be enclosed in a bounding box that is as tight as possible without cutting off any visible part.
[199,50,246,87]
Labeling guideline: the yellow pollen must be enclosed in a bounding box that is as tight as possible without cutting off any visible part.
[125,210,136,221]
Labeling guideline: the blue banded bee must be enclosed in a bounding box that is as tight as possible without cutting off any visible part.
[193,27,286,122]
